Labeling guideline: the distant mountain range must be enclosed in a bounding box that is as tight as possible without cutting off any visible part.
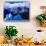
[4,7,29,14]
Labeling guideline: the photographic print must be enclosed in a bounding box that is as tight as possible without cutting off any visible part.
[4,1,30,21]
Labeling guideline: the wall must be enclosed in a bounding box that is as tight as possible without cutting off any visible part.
[0,0,46,42]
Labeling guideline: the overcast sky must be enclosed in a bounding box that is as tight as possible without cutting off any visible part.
[5,0,29,1]
[4,1,30,8]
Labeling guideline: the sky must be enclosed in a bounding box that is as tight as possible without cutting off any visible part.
[5,0,29,1]
[4,1,30,8]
